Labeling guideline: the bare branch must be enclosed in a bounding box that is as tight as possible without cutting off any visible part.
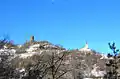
[54,57,63,76]
[56,71,67,79]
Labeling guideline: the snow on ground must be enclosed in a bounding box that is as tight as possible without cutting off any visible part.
[0,49,16,55]
[30,44,40,48]
[19,68,25,72]
[91,64,106,77]
[26,44,40,52]
[44,44,57,48]
[22,43,65,58]
[100,54,114,60]
[19,51,42,58]
[100,54,108,59]
[19,50,64,59]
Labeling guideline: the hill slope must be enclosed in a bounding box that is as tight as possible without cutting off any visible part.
[0,39,112,79]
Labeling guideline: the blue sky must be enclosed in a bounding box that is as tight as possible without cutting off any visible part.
[0,0,120,53]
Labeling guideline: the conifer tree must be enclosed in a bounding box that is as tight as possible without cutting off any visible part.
[105,42,119,79]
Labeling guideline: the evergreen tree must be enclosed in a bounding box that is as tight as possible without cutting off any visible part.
[105,42,119,79]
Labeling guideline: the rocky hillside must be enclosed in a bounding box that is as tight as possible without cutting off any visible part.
[0,37,114,79]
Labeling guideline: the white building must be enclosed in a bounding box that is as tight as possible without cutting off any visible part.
[79,41,91,52]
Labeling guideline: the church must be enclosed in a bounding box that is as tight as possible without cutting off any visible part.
[79,41,91,51]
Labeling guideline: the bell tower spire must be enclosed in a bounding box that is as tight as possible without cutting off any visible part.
[84,41,88,49]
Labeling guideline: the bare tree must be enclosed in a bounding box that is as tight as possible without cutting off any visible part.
[22,51,68,79]
[0,37,19,79]
[49,51,68,79]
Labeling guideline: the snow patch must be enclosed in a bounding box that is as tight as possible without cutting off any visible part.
[19,51,42,58]
[0,49,16,55]
[100,54,108,59]
[26,44,40,52]
[91,64,106,77]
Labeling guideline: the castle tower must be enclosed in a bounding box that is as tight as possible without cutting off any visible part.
[30,36,34,42]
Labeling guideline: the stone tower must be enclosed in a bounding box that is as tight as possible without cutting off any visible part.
[30,36,34,42]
